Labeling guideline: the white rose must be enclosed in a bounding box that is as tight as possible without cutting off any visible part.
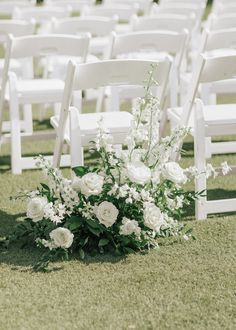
[127,162,151,185]
[26,197,48,222]
[120,217,141,237]
[162,162,187,185]
[49,227,74,249]
[143,203,166,233]
[72,173,104,196]
[95,201,118,228]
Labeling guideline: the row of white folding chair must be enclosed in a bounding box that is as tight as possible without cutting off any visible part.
[50,54,236,221]
[51,58,172,168]
[0,34,90,174]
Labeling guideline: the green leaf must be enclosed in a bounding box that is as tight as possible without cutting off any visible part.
[79,248,85,259]
[88,226,101,237]
[98,238,109,247]
[86,218,100,229]
[67,216,82,231]
[40,183,50,191]
[72,166,88,177]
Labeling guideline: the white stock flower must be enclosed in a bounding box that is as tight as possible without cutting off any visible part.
[49,227,74,249]
[72,173,104,197]
[95,201,119,228]
[120,217,141,237]
[162,162,187,185]
[127,162,151,185]
[26,197,48,222]
[143,203,166,233]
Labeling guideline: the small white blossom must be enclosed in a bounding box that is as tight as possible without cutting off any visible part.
[120,217,141,237]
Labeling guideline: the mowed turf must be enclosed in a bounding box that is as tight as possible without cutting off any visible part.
[0,101,236,329]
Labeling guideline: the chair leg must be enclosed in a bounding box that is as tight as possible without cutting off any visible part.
[10,91,22,174]
[194,102,207,220]
[22,104,33,134]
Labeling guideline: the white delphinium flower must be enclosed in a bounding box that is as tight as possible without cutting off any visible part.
[119,217,141,237]
[151,169,161,184]
[95,117,113,152]
[221,161,231,175]
[127,162,151,185]
[206,163,218,179]
[143,203,166,233]
[49,228,74,249]
[162,162,187,185]
[79,201,95,219]
[184,166,200,179]
[129,187,140,201]
[44,202,66,225]
[140,189,154,203]
[72,173,104,197]
[117,184,129,198]
[95,201,119,228]
[36,238,57,251]
[26,196,48,222]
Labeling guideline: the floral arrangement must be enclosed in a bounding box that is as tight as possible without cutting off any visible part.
[6,67,230,271]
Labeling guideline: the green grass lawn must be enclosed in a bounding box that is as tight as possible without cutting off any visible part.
[0,100,236,329]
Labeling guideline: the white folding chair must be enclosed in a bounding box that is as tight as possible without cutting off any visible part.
[51,16,117,57]
[168,52,236,157]
[0,1,34,18]
[82,4,139,34]
[194,97,236,220]
[206,14,236,31]
[132,13,196,34]
[52,58,172,168]
[103,0,152,15]
[0,20,35,135]
[45,0,96,14]
[1,34,90,174]
[107,30,188,109]
[12,6,72,34]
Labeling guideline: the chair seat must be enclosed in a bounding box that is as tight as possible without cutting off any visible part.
[16,78,65,104]
[51,110,132,144]
[168,103,236,129]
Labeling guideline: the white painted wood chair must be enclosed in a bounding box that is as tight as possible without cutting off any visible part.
[199,28,236,105]
[51,16,117,58]
[45,0,96,15]
[12,6,72,34]
[0,20,35,135]
[206,14,236,31]
[51,58,172,168]
[103,0,152,15]
[2,34,90,174]
[0,1,34,18]
[168,52,236,159]
[107,30,188,109]
[82,3,139,34]
[194,97,236,220]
